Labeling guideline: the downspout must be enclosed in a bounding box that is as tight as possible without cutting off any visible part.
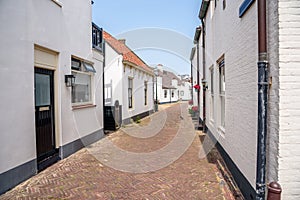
[102,40,106,131]
[201,18,207,132]
[196,39,200,109]
[256,0,268,199]
[191,62,193,103]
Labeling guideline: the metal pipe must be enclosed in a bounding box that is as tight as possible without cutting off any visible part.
[267,182,282,200]
[256,0,268,199]
[196,39,200,108]
[191,62,193,103]
[156,74,158,111]
[201,18,207,132]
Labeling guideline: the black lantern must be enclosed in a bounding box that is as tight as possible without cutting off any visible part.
[65,74,75,87]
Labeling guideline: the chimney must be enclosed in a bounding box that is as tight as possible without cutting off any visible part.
[118,39,126,44]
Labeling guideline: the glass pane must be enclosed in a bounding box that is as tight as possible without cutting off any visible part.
[83,62,96,73]
[72,73,91,103]
[211,69,214,94]
[71,59,81,70]
[35,73,51,106]
[221,96,225,127]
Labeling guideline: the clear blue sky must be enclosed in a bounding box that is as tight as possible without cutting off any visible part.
[92,0,202,75]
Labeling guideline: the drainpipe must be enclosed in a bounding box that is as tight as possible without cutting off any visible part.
[256,0,268,199]
[191,62,193,103]
[201,18,207,132]
[196,39,200,110]
[102,40,106,130]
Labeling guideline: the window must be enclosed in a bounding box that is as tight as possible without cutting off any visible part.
[164,90,167,98]
[171,90,174,98]
[210,67,214,121]
[219,59,225,128]
[144,81,147,105]
[180,91,184,96]
[71,58,96,105]
[92,23,103,51]
[215,0,217,8]
[128,78,133,108]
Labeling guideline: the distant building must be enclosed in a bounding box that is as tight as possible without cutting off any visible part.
[154,64,191,104]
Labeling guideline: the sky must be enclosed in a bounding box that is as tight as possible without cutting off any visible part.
[92,0,202,75]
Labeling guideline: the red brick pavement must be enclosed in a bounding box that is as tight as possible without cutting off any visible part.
[0,103,234,200]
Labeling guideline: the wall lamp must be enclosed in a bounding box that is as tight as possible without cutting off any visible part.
[65,74,75,87]
[202,80,208,90]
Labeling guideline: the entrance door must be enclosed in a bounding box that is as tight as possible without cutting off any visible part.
[34,68,58,170]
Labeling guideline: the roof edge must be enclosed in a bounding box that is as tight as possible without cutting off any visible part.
[123,60,154,76]
[190,47,196,61]
[193,26,202,44]
[198,0,210,19]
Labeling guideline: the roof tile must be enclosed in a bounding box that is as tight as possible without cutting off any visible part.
[103,31,153,74]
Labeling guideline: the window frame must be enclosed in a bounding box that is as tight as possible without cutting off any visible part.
[144,81,148,106]
[128,77,133,109]
[210,66,215,122]
[71,58,95,107]
[164,90,167,98]
[218,58,225,129]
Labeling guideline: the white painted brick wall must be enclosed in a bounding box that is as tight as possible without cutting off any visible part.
[267,0,280,186]
[203,0,258,189]
[277,0,300,199]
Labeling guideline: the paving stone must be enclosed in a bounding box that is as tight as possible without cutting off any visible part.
[0,102,234,200]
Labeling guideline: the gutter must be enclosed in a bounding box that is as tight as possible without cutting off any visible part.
[123,60,155,77]
[256,0,268,199]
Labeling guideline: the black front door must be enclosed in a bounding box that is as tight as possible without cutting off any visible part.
[34,68,58,170]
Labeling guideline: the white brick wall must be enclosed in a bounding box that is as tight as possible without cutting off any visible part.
[267,0,280,184]
[203,0,258,189]
[277,0,300,199]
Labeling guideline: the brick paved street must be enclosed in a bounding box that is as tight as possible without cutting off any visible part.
[0,102,234,200]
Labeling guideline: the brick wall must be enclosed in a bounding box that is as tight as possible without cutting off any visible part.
[203,0,258,190]
[277,0,300,198]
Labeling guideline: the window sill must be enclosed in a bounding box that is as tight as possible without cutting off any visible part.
[51,0,62,7]
[218,126,225,135]
[72,104,96,110]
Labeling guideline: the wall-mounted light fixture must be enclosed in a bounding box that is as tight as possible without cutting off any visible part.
[65,74,75,87]
[202,80,208,90]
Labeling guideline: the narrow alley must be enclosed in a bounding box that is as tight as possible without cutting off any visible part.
[0,103,234,200]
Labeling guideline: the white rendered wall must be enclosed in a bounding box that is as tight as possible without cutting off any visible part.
[178,82,191,101]
[104,43,123,106]
[204,0,258,189]
[122,65,154,120]
[0,0,103,173]
[160,89,172,104]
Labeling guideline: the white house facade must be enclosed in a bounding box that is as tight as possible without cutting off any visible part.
[193,0,300,199]
[177,81,192,101]
[154,65,178,104]
[103,31,154,129]
[0,0,104,194]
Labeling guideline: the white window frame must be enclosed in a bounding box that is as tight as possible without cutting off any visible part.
[71,58,95,106]
[128,77,133,109]
[144,81,148,106]
[164,90,167,98]
[210,66,215,123]
[218,58,225,129]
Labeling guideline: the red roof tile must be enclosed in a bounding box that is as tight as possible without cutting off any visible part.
[103,31,153,74]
